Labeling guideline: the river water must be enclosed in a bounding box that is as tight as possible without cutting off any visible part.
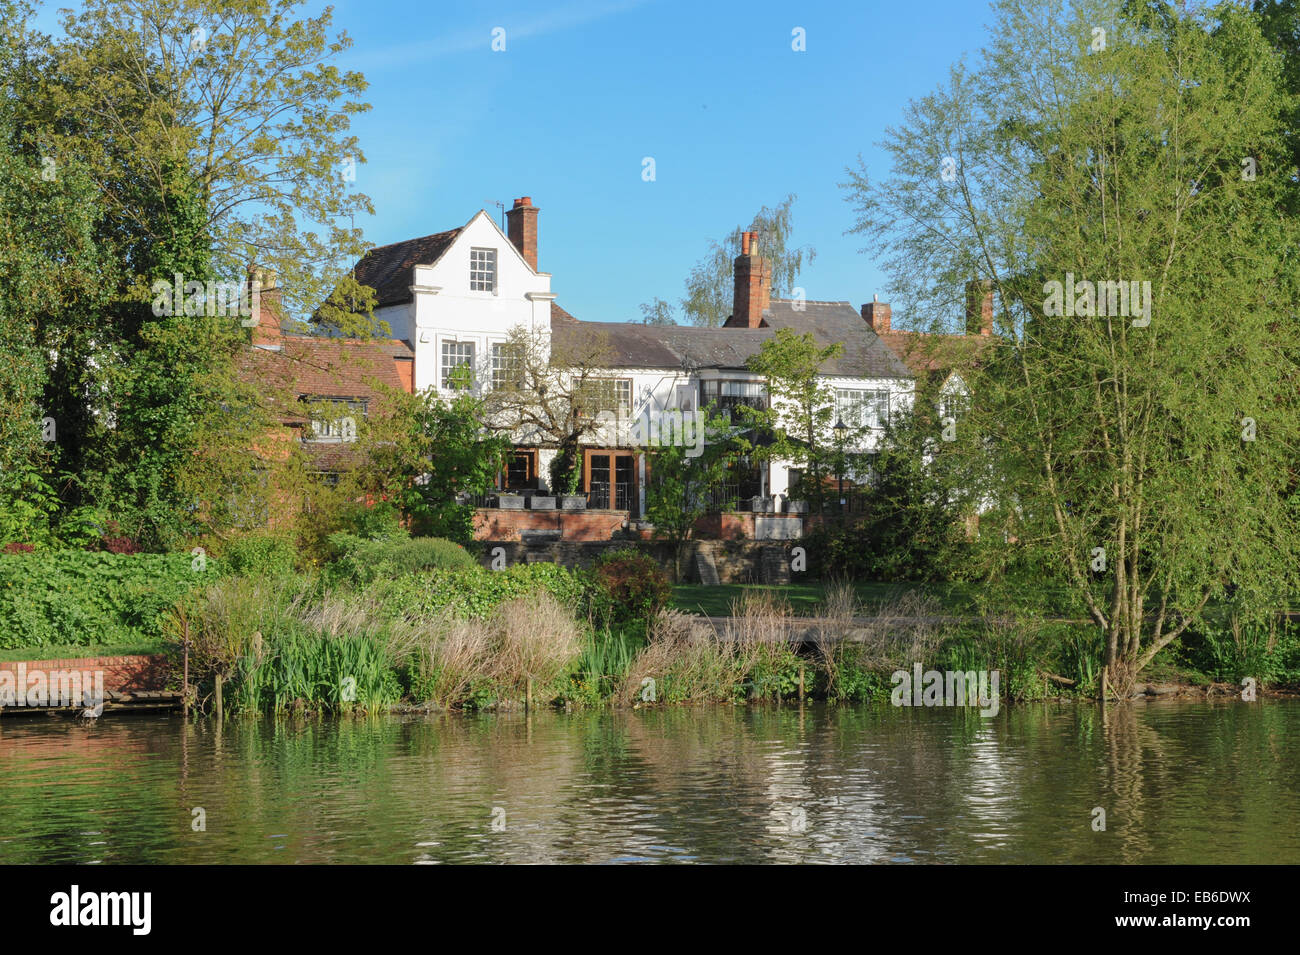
[1,701,1295,864]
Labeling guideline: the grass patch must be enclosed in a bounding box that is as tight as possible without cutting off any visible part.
[0,640,169,661]
[670,581,979,617]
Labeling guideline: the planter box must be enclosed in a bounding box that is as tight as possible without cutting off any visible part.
[529,496,557,510]
[560,495,587,510]
[750,496,774,513]
[786,500,808,514]
[497,494,524,510]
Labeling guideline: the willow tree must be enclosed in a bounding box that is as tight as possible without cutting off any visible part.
[845,0,1300,692]
[673,195,816,328]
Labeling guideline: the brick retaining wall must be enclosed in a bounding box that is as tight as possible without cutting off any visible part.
[0,654,169,695]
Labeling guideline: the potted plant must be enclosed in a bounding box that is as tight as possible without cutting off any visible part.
[552,456,586,509]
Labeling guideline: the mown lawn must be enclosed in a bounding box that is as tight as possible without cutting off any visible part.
[670,581,982,617]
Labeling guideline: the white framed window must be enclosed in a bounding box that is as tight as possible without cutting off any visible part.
[702,379,767,412]
[836,388,889,430]
[441,340,475,389]
[939,390,969,421]
[469,247,497,292]
[580,378,632,417]
[302,397,365,443]
[491,342,522,390]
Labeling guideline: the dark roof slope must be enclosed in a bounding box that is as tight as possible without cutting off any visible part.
[761,299,914,379]
[551,299,913,379]
[351,228,462,308]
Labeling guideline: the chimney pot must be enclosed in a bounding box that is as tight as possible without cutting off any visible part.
[727,231,770,328]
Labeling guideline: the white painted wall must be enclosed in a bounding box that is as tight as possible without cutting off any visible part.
[405,211,553,394]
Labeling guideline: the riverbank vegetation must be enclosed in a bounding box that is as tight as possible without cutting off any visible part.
[3,0,1300,714]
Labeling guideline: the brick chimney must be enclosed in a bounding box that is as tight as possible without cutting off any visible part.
[862,296,891,334]
[250,267,282,348]
[965,279,993,336]
[506,196,539,271]
[726,231,771,329]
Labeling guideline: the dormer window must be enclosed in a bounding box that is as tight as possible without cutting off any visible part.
[301,396,366,443]
[470,247,497,292]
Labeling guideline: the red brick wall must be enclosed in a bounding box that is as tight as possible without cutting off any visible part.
[473,508,629,542]
[691,512,755,540]
[0,654,169,696]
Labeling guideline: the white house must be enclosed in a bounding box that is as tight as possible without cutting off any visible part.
[305,197,1018,539]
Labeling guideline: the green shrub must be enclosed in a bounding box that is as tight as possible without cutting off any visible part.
[232,629,401,714]
[370,563,606,623]
[591,547,671,623]
[327,535,477,584]
[221,534,298,577]
[0,550,208,649]
[339,501,408,541]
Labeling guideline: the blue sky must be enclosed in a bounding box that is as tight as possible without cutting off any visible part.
[40,0,995,323]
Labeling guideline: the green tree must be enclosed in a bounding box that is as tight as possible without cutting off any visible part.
[679,195,816,328]
[740,329,845,511]
[845,0,1300,690]
[41,0,376,331]
[644,406,738,578]
[0,1,119,545]
[484,325,617,496]
[362,373,511,546]
[638,297,677,326]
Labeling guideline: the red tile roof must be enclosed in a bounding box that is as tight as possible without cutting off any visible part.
[349,228,463,308]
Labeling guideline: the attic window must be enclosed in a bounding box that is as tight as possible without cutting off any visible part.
[470,247,497,292]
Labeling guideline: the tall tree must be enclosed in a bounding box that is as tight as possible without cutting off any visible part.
[40,0,375,330]
[644,406,738,578]
[845,0,1300,691]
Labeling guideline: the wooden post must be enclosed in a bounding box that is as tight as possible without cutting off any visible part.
[214,672,223,722]
[526,678,533,713]
[798,665,805,702]
[182,631,190,719]
[1100,665,1108,704]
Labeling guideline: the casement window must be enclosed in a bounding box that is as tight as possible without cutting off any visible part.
[702,379,767,412]
[441,340,475,389]
[491,341,523,390]
[302,396,365,442]
[835,388,890,430]
[469,247,497,292]
[581,378,632,417]
[939,391,969,421]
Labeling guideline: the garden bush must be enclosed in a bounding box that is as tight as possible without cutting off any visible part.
[221,533,298,577]
[370,563,608,623]
[591,547,671,623]
[327,534,477,584]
